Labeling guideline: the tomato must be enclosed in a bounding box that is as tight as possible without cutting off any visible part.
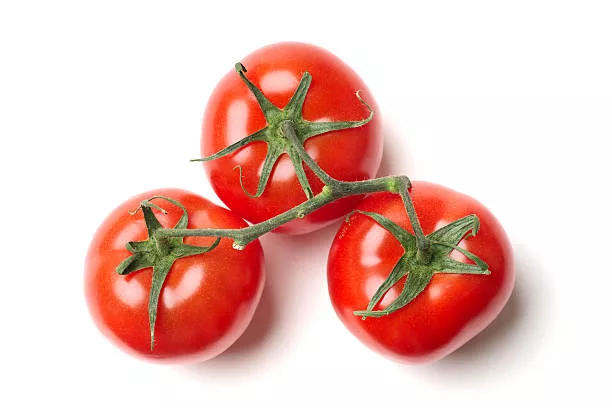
[327,181,514,364]
[201,42,383,234]
[84,189,265,363]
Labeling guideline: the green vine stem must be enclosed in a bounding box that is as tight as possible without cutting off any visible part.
[158,173,412,246]
[162,120,431,260]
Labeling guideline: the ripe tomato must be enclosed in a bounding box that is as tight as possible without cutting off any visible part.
[84,189,264,363]
[201,42,383,234]
[327,181,514,363]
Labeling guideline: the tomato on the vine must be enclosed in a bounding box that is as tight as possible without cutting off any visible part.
[84,189,265,363]
[201,42,383,234]
[327,182,514,363]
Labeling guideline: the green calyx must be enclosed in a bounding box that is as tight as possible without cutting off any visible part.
[350,211,490,319]
[116,196,220,350]
[193,62,374,200]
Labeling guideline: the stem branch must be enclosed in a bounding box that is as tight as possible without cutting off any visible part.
[157,177,395,247]
[158,121,430,258]
[281,120,431,261]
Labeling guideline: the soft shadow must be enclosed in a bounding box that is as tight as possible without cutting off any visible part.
[444,276,524,361]
[266,218,342,252]
[219,278,276,357]
[177,276,278,382]
[417,247,552,384]
[377,122,415,178]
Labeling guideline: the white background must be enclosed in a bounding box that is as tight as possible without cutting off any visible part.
[1,1,611,406]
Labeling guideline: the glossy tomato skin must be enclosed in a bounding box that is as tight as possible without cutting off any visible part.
[201,42,383,234]
[85,189,265,364]
[327,182,514,364]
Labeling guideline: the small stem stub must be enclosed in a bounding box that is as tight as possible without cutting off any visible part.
[116,196,221,350]
[232,241,246,250]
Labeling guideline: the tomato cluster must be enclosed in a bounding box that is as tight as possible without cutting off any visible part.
[84,42,514,365]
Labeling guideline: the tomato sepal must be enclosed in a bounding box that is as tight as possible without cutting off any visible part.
[115,196,222,350]
[194,62,374,201]
[350,211,490,319]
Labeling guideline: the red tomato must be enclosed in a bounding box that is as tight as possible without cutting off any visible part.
[327,181,514,363]
[201,42,383,234]
[84,189,264,363]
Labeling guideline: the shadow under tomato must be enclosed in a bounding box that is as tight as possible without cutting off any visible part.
[178,257,278,378]
[268,216,342,248]
[222,277,277,356]
[444,276,524,361]
[416,247,553,384]
[376,123,415,178]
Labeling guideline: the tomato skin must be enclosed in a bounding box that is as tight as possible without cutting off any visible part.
[327,182,514,364]
[84,189,265,364]
[201,42,383,234]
